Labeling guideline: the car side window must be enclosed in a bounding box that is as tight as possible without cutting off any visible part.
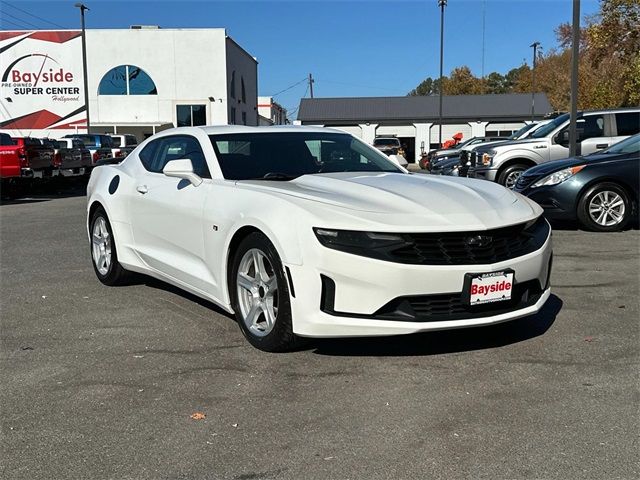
[139,135,210,178]
[615,112,640,136]
[577,115,605,141]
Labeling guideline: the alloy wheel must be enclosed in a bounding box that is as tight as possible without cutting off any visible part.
[236,248,278,337]
[588,190,625,227]
[92,216,112,275]
[505,170,523,189]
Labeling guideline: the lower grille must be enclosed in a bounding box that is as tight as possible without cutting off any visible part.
[320,275,545,322]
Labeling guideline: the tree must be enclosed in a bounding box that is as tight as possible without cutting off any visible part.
[443,66,484,95]
[408,77,436,96]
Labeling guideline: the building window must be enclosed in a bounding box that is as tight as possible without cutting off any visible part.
[98,65,157,95]
[242,111,247,125]
[176,104,206,127]
[230,71,236,99]
[241,77,246,104]
[230,107,236,125]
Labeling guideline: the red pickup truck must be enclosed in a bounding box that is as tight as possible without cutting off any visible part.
[0,133,57,182]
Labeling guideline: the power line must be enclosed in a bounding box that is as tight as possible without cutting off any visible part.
[2,11,43,29]
[4,2,68,29]
[271,77,307,97]
[0,17,33,30]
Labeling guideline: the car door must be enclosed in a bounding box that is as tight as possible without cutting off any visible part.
[128,134,216,294]
[578,113,610,155]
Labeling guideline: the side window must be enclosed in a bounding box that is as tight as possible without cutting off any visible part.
[615,112,640,136]
[577,115,604,141]
[139,136,210,178]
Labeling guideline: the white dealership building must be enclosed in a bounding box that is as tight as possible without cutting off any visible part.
[0,27,258,140]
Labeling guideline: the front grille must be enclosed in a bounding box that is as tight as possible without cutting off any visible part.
[515,173,544,191]
[374,280,543,322]
[387,216,549,265]
[470,151,478,167]
[459,150,469,163]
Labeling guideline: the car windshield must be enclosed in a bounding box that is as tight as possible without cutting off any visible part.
[600,134,640,155]
[210,132,403,180]
[373,138,399,146]
[530,114,570,138]
[509,123,536,139]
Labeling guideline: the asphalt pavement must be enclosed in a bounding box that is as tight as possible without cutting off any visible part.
[1,183,639,480]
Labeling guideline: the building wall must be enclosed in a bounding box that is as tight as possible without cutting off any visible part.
[0,28,259,140]
[257,96,287,125]
[226,37,258,126]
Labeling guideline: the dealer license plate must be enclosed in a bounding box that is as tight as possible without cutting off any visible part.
[464,270,514,306]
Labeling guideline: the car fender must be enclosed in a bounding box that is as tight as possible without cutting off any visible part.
[494,148,544,168]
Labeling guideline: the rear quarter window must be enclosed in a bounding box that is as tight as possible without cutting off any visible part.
[615,112,640,136]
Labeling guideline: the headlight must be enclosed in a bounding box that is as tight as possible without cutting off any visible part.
[481,149,497,166]
[313,228,410,260]
[531,165,585,188]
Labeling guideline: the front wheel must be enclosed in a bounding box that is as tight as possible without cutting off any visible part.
[230,232,301,352]
[497,164,528,189]
[89,207,130,285]
[577,182,633,232]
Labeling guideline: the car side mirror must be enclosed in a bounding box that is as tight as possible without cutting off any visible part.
[162,159,202,186]
[556,130,570,146]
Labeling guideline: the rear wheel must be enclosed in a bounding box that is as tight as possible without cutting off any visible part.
[230,232,300,352]
[498,163,529,189]
[89,207,129,285]
[577,182,632,232]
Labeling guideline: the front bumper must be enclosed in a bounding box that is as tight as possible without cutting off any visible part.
[287,230,553,337]
[467,167,498,182]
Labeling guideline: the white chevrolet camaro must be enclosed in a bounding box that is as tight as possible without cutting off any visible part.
[87,126,553,351]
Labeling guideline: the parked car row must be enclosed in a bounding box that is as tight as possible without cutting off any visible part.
[427,107,640,232]
[0,132,138,196]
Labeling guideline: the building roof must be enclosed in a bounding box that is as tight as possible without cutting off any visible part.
[297,93,553,124]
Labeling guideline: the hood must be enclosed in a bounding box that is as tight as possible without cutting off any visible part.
[525,151,633,176]
[464,139,509,152]
[237,172,541,230]
[475,137,548,154]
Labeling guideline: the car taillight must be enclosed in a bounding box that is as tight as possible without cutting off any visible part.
[92,152,100,163]
[54,152,62,167]
[115,150,124,157]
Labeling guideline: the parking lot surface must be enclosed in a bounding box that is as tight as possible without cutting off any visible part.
[1,188,639,480]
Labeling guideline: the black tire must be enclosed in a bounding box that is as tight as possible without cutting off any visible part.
[229,232,301,352]
[497,163,529,189]
[577,182,633,232]
[89,207,130,285]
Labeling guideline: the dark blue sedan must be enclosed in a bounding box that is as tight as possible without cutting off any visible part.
[514,134,639,232]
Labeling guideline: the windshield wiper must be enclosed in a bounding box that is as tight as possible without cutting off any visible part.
[254,172,299,181]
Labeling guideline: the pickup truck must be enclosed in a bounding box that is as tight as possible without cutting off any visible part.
[49,138,92,173]
[62,134,113,165]
[467,108,640,188]
[110,134,138,159]
[1,136,56,178]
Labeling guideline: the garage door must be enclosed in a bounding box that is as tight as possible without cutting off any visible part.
[376,125,416,137]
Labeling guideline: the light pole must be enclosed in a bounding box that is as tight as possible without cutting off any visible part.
[437,0,447,148]
[568,0,580,157]
[530,41,540,122]
[75,3,90,134]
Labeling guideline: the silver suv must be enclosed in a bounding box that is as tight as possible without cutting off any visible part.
[467,108,640,188]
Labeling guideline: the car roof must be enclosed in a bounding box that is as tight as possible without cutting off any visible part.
[157,125,351,136]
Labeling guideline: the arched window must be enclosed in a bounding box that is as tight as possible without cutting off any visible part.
[230,71,236,99]
[98,65,157,95]
[241,77,246,104]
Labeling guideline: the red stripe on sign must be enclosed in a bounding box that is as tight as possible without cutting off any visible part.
[0,31,29,42]
[0,109,62,129]
[28,31,81,44]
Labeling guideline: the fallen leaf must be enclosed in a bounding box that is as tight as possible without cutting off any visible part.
[584,336,595,342]
[190,412,206,420]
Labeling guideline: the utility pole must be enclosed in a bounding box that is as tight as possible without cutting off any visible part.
[308,73,314,99]
[438,0,447,147]
[75,3,90,133]
[530,41,540,122]
[569,0,580,157]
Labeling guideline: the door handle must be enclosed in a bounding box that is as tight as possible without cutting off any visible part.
[136,185,148,194]
[596,144,608,149]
